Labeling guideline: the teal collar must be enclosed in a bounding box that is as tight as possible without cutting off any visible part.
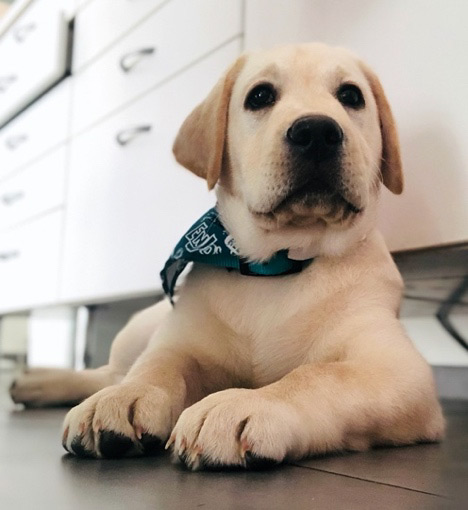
[160,207,313,302]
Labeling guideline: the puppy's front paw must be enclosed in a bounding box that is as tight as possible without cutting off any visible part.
[62,383,177,458]
[10,368,69,407]
[169,388,306,470]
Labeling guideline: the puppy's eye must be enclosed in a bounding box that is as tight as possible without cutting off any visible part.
[337,84,365,109]
[245,84,276,110]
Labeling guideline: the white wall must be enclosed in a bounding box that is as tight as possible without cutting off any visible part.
[245,0,468,251]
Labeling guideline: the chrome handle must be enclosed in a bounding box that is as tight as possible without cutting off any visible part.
[119,47,156,73]
[13,22,37,43]
[116,125,152,146]
[0,75,17,93]
[0,250,20,262]
[1,191,24,206]
[5,135,28,151]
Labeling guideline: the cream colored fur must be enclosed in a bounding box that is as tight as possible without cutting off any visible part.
[11,43,444,470]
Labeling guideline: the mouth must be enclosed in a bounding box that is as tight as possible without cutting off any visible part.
[266,179,363,218]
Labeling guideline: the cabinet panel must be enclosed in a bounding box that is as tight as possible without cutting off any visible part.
[0,211,63,313]
[72,0,242,134]
[61,40,241,301]
[0,146,67,231]
[0,0,69,127]
[73,0,167,70]
[0,79,71,181]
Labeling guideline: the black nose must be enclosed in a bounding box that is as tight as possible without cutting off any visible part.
[286,115,343,162]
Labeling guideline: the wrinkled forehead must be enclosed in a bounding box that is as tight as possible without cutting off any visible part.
[235,44,369,97]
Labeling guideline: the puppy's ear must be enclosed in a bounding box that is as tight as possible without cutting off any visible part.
[173,56,246,190]
[361,64,404,194]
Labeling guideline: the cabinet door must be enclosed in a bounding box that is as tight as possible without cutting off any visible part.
[71,0,242,134]
[245,0,468,251]
[73,0,167,71]
[0,0,69,127]
[0,211,63,313]
[0,78,71,181]
[61,40,241,302]
[0,145,67,231]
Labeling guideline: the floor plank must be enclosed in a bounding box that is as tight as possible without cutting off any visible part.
[294,400,468,500]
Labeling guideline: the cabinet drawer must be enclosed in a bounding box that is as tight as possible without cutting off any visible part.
[62,39,241,301]
[0,0,69,127]
[0,146,67,231]
[73,0,167,70]
[76,0,92,10]
[71,0,242,135]
[0,210,63,313]
[0,79,71,181]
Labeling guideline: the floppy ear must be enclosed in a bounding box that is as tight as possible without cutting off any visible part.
[173,56,246,190]
[360,64,404,194]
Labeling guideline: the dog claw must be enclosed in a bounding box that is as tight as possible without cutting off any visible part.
[62,426,69,448]
[165,434,175,450]
[239,438,251,458]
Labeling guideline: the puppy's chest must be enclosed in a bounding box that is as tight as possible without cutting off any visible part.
[248,324,312,387]
[204,268,334,385]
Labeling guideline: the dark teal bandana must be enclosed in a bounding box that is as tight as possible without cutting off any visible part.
[160,207,313,302]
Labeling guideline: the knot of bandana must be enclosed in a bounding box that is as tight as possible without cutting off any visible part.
[160,207,313,303]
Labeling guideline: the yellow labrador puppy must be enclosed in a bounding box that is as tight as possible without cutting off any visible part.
[11,43,444,469]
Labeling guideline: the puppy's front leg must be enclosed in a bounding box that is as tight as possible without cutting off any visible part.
[62,310,241,459]
[62,346,197,458]
[171,318,445,470]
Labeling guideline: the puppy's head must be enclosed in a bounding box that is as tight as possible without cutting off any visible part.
[173,43,402,260]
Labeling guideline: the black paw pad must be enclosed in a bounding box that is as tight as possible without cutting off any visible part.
[140,433,163,456]
[99,430,134,459]
[244,451,279,470]
[70,436,95,458]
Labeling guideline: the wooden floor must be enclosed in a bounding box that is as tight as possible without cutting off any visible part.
[1,393,466,510]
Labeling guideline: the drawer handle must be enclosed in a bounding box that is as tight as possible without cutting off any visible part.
[1,191,24,206]
[0,75,17,93]
[0,250,20,262]
[116,125,152,146]
[13,22,37,43]
[5,135,28,151]
[119,47,156,73]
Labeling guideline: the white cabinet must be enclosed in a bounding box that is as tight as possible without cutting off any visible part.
[71,0,242,134]
[0,211,63,312]
[0,0,243,313]
[0,79,71,181]
[0,146,67,231]
[61,40,241,302]
[73,0,167,70]
[0,0,69,127]
[245,0,468,251]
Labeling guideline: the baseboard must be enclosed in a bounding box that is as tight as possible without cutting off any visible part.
[433,366,468,400]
